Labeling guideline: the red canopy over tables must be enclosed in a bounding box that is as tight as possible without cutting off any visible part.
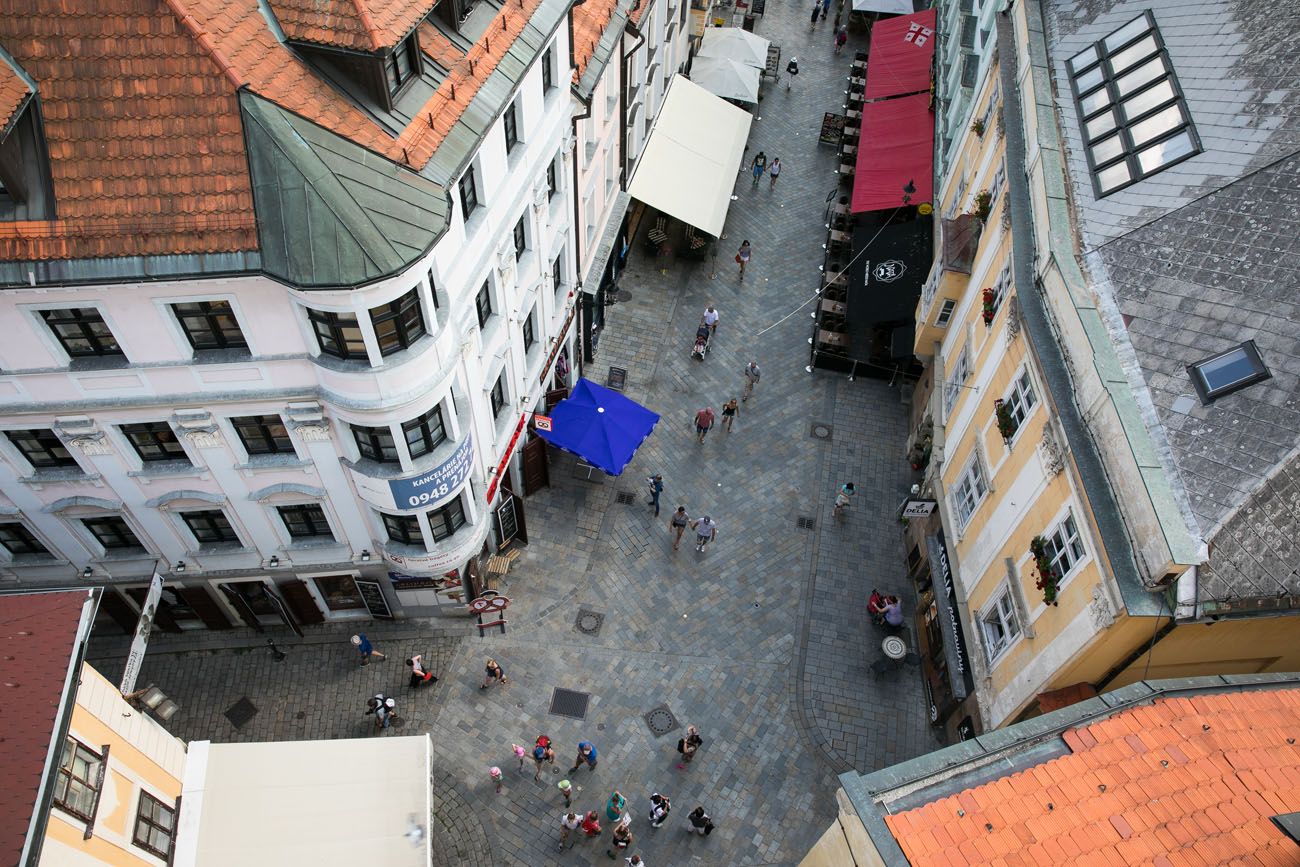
[863,8,937,100]
[850,92,935,213]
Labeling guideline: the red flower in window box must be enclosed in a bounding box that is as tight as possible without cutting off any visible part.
[1030,535,1060,606]
[982,288,996,326]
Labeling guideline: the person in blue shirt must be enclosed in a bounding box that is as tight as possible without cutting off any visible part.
[570,740,598,772]
[646,474,664,516]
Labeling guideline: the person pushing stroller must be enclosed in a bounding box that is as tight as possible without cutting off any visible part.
[691,323,711,361]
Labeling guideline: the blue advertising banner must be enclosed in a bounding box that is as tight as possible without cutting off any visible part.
[387,435,475,509]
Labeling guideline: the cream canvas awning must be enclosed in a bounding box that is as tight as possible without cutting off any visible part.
[690,56,761,103]
[627,75,753,237]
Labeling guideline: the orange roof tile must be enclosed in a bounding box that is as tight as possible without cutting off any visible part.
[571,0,619,79]
[266,0,436,51]
[883,689,1300,867]
[0,53,31,136]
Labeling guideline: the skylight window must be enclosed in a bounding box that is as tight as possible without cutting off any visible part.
[1066,12,1199,197]
[1188,340,1271,404]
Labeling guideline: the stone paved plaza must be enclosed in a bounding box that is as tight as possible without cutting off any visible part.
[87,3,943,863]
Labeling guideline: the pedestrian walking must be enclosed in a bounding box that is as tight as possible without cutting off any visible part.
[834,25,848,53]
[676,725,703,768]
[646,474,663,517]
[570,740,599,772]
[743,360,761,401]
[607,815,634,857]
[736,240,751,279]
[559,811,582,850]
[687,806,715,836]
[720,399,738,432]
[820,0,831,20]
[786,56,799,90]
[750,151,767,187]
[833,482,856,518]
[490,766,503,794]
[625,856,646,867]
[694,406,715,443]
[809,1,820,26]
[512,743,528,772]
[691,516,718,552]
[768,158,781,188]
[366,693,395,730]
[648,793,671,827]
[558,778,574,808]
[606,790,627,823]
[702,304,720,335]
[581,811,603,839]
[533,735,556,780]
[406,653,438,689]
[480,657,508,689]
[351,633,386,666]
[669,507,690,550]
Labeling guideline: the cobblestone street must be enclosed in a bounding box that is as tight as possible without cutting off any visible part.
[87,3,942,863]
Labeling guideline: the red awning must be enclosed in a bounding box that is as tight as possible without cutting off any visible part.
[864,8,937,100]
[851,91,934,213]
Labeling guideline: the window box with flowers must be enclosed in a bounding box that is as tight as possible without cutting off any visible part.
[969,190,992,222]
[994,398,1018,443]
[982,287,997,325]
[1029,535,1060,606]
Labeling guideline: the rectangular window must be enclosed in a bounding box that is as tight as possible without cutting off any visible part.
[1002,368,1038,432]
[1188,340,1271,404]
[276,504,333,540]
[426,269,441,310]
[313,574,365,611]
[490,374,506,418]
[513,216,527,259]
[980,587,1021,663]
[352,423,399,463]
[0,522,49,556]
[306,308,367,360]
[988,163,1006,206]
[402,405,447,459]
[120,422,188,464]
[172,300,248,351]
[132,791,176,859]
[382,512,424,546]
[546,158,558,199]
[384,37,417,95]
[552,256,563,294]
[370,289,427,357]
[943,346,970,415]
[541,47,554,91]
[522,308,536,352]
[6,428,78,469]
[987,266,1012,320]
[53,738,103,820]
[82,516,144,550]
[232,415,294,456]
[181,510,239,545]
[935,298,957,327]
[475,282,493,328]
[951,453,988,529]
[1043,513,1087,580]
[41,308,123,358]
[459,167,479,217]
[428,496,467,541]
[503,102,519,152]
[1067,11,1199,196]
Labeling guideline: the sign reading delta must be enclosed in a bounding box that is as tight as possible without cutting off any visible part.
[387,435,475,509]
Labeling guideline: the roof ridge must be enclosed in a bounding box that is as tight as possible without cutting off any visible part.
[348,0,385,51]
[160,0,247,88]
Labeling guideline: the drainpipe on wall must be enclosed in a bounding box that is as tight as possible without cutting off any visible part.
[1174,566,1198,620]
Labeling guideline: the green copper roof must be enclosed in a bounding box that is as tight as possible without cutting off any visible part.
[241,91,450,289]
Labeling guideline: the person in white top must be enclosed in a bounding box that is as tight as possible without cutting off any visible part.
[702,305,720,335]
[559,811,582,850]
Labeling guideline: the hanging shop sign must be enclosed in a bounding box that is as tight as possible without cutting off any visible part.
[901,498,938,518]
[926,530,975,700]
[387,435,475,510]
[119,569,164,695]
[486,415,529,503]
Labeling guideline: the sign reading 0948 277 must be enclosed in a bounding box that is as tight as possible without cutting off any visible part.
[387,435,475,510]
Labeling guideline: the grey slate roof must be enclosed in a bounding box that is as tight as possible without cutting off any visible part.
[241,92,450,289]
[1043,0,1300,604]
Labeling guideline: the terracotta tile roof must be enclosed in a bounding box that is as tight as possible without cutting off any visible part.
[0,592,92,867]
[0,51,32,138]
[1037,682,1099,714]
[628,0,649,26]
[572,0,620,80]
[266,0,436,52]
[884,689,1300,866]
[0,0,258,263]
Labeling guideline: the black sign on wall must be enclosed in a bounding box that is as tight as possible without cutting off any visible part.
[355,580,394,619]
[927,530,975,699]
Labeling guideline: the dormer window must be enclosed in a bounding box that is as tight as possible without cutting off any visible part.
[384,37,419,97]
[0,59,55,221]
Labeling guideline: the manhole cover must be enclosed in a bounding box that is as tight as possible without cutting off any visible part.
[615,491,636,505]
[615,290,633,302]
[797,516,816,530]
[550,688,591,720]
[575,609,605,635]
[390,717,406,729]
[643,704,679,738]
[883,636,908,660]
[224,697,258,729]
[810,423,834,441]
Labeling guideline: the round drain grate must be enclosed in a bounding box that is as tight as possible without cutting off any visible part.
[810,422,833,440]
[882,636,907,660]
[575,610,605,635]
[646,708,676,735]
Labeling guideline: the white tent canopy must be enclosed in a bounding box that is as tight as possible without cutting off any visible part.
[627,75,753,237]
[690,56,761,103]
[696,27,771,69]
[850,0,916,12]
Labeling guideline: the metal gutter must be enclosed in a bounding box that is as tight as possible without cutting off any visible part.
[996,7,1158,616]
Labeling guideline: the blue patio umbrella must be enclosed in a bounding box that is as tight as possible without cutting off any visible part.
[535,378,661,475]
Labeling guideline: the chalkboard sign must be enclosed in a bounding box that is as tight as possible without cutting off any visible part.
[819,112,846,145]
[752,0,766,14]
[764,45,781,81]
[495,494,521,548]
[355,580,394,619]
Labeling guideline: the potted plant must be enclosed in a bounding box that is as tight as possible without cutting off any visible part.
[1029,536,1060,606]
[982,287,997,325]
[994,398,1017,442]
[971,118,985,137]
[971,190,992,221]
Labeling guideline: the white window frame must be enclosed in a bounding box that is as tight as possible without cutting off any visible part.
[1001,367,1039,438]
[979,584,1021,664]
[1042,511,1088,584]
[951,450,988,530]
[935,298,957,328]
[988,163,1006,207]
[943,344,971,416]
[987,266,1012,320]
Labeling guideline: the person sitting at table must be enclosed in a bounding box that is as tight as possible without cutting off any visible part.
[869,590,904,626]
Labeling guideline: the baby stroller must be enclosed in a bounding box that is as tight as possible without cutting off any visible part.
[691,324,711,361]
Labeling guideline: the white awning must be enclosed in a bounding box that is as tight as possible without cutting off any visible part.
[626,75,753,237]
[851,0,916,12]
[697,27,771,69]
[690,56,761,103]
